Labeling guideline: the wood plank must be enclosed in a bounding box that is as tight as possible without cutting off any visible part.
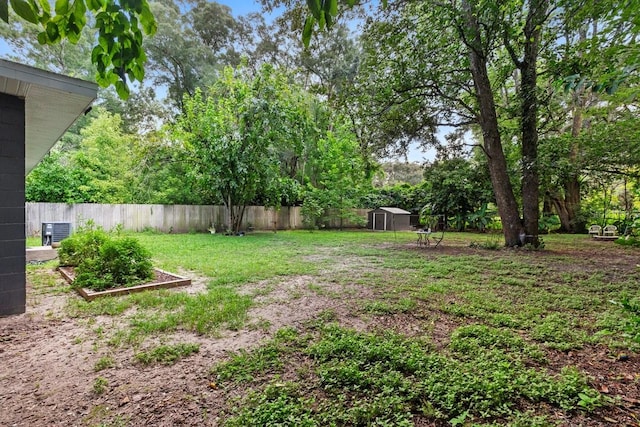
[58,267,192,301]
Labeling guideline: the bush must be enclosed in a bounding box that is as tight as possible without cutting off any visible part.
[614,236,640,247]
[59,223,154,291]
[58,224,109,266]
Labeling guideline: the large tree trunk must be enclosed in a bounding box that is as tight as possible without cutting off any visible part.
[548,190,572,229]
[518,0,548,246]
[550,86,585,233]
[462,1,523,246]
[564,97,584,232]
[552,27,588,233]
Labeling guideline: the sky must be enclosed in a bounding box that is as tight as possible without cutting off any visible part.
[217,0,263,16]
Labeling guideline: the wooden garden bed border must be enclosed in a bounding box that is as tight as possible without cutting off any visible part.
[58,267,191,301]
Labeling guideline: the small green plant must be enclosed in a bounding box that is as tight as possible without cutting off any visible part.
[469,238,502,250]
[94,355,115,372]
[530,312,589,350]
[523,237,546,251]
[301,195,324,230]
[225,382,317,427]
[220,324,604,425]
[450,324,546,362]
[93,376,109,395]
[134,343,200,365]
[59,222,153,291]
[212,327,305,384]
[615,295,640,343]
[58,221,109,266]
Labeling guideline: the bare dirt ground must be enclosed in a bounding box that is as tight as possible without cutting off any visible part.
[1,238,639,426]
[1,263,374,426]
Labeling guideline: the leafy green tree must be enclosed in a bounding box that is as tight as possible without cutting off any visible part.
[1,0,157,98]
[26,151,92,202]
[298,23,359,104]
[72,109,138,202]
[99,86,169,134]
[143,1,218,111]
[177,65,312,232]
[539,1,640,232]
[422,156,494,231]
[348,1,533,245]
[301,120,368,229]
[295,0,638,245]
[362,183,428,216]
[131,130,203,205]
[374,162,424,187]
[0,11,95,79]
[235,12,297,73]
[26,109,138,203]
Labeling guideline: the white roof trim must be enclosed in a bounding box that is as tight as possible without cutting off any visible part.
[0,59,96,98]
[0,59,98,173]
[377,207,411,214]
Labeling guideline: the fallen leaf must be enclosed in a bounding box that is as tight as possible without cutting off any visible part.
[599,384,610,393]
[208,382,217,389]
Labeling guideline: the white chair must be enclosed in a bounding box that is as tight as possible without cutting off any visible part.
[588,225,601,237]
[603,225,617,236]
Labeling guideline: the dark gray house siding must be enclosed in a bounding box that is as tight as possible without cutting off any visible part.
[0,93,26,315]
[0,59,97,317]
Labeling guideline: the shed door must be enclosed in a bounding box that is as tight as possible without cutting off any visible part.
[373,213,386,231]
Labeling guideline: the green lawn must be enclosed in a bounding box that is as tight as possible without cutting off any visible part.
[27,230,640,425]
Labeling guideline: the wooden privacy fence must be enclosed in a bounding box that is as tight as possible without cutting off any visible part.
[25,203,368,236]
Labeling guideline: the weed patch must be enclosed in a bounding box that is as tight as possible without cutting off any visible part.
[93,376,108,395]
[217,324,605,425]
[94,355,115,371]
[212,327,304,382]
[134,343,200,365]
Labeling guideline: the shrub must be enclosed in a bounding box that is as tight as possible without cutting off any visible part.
[614,236,640,247]
[59,223,154,291]
[58,222,109,266]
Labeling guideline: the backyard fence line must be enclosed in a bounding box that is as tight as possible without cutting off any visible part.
[25,203,369,236]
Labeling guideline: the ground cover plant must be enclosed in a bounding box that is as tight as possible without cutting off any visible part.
[6,230,640,426]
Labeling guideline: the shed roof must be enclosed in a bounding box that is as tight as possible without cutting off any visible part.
[375,207,411,215]
[0,59,98,173]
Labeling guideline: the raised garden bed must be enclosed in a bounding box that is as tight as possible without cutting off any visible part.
[58,267,191,301]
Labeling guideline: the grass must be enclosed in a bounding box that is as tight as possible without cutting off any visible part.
[93,376,108,395]
[27,229,640,425]
[134,342,200,365]
[94,355,115,371]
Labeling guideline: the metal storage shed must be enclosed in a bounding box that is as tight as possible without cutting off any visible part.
[367,207,412,231]
[0,59,97,316]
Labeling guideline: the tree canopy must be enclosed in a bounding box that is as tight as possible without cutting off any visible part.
[1,0,157,97]
[9,0,640,239]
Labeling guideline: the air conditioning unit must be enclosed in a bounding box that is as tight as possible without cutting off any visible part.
[42,222,72,246]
